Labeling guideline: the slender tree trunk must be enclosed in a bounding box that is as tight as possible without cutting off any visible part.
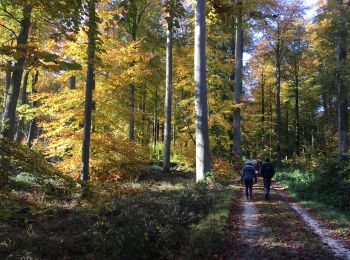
[334,1,348,155]
[2,66,11,110]
[194,0,210,181]
[336,30,348,155]
[68,75,76,90]
[275,44,282,164]
[27,70,39,148]
[15,70,29,143]
[163,14,173,172]
[153,85,158,147]
[233,3,243,160]
[261,71,265,145]
[294,63,300,156]
[81,0,97,182]
[129,83,135,140]
[1,5,32,139]
[129,23,137,141]
[269,81,273,157]
[285,109,289,157]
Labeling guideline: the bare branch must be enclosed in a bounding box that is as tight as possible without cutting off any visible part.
[0,22,18,38]
[0,5,21,23]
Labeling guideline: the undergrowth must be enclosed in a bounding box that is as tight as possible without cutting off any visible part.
[1,164,237,259]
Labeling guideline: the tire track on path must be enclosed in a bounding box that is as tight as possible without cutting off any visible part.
[273,182,350,260]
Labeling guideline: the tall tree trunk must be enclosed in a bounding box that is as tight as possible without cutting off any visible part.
[27,70,39,148]
[336,29,348,155]
[194,0,210,181]
[233,2,243,160]
[153,85,158,147]
[15,70,29,143]
[129,83,135,140]
[334,0,348,155]
[269,80,273,157]
[68,75,76,90]
[81,0,97,182]
[129,23,137,141]
[1,5,32,139]
[163,14,173,172]
[294,63,300,156]
[261,71,265,145]
[285,109,289,157]
[275,42,282,164]
[2,65,11,110]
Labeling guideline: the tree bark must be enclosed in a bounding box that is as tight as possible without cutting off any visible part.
[153,85,158,147]
[15,70,29,143]
[163,13,173,173]
[194,0,210,181]
[261,71,265,144]
[275,33,282,164]
[129,83,135,140]
[81,0,97,182]
[233,2,243,160]
[1,5,32,139]
[336,24,348,155]
[294,63,300,156]
[2,65,11,110]
[27,70,39,148]
[68,75,76,90]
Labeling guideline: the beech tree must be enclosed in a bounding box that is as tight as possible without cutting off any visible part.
[81,0,99,182]
[162,1,174,172]
[233,0,243,159]
[194,0,210,181]
[1,4,32,139]
[0,0,81,140]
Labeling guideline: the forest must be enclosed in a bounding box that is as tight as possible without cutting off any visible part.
[0,0,350,259]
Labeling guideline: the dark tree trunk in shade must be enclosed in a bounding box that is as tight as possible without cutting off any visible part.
[129,83,135,140]
[1,5,32,139]
[2,66,11,109]
[15,70,29,143]
[81,0,97,182]
[194,0,210,181]
[261,71,265,144]
[275,36,282,165]
[294,63,300,156]
[285,109,289,156]
[153,85,158,147]
[27,70,39,148]
[68,75,76,90]
[163,13,173,173]
[335,1,348,155]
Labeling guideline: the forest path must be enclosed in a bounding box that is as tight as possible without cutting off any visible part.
[239,188,263,259]
[272,182,350,260]
[224,179,345,259]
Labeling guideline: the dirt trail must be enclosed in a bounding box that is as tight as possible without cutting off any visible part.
[273,183,350,260]
[239,188,262,259]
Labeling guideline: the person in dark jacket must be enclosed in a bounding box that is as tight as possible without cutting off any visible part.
[241,160,257,199]
[260,158,275,200]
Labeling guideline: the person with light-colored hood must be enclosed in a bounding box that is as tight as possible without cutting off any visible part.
[241,160,258,199]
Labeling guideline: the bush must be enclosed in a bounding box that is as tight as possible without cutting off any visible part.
[277,155,350,210]
[211,157,241,185]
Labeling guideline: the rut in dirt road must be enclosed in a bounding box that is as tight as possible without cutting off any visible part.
[240,188,262,260]
[273,184,350,260]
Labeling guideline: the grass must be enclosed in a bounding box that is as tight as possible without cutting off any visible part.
[276,169,350,241]
[0,165,238,259]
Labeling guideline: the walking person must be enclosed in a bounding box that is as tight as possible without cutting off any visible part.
[260,158,275,200]
[241,160,257,200]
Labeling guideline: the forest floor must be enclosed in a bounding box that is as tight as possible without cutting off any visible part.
[223,179,350,260]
